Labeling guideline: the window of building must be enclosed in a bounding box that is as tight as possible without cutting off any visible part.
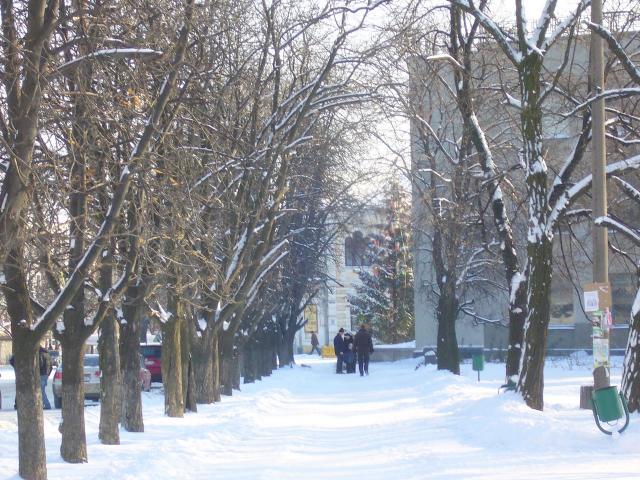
[550,277,574,325]
[344,231,372,267]
[611,273,637,324]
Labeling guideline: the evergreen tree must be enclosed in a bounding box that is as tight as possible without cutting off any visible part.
[349,185,414,344]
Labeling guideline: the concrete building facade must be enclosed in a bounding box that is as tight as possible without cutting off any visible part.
[411,24,640,357]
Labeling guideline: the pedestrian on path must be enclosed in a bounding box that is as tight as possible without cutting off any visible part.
[333,328,345,373]
[39,346,52,410]
[309,332,321,355]
[343,332,356,373]
[354,324,374,376]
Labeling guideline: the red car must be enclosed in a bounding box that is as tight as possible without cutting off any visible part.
[140,343,162,383]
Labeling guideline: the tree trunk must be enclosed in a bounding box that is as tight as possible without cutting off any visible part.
[622,293,640,412]
[120,290,144,432]
[193,331,216,404]
[220,333,234,396]
[517,239,553,410]
[4,247,47,479]
[261,341,274,377]
[243,343,255,384]
[516,55,552,411]
[161,296,184,417]
[13,337,47,480]
[99,314,121,444]
[59,343,88,463]
[254,343,263,381]
[181,317,197,412]
[232,349,242,391]
[212,334,221,402]
[278,330,295,367]
[506,279,528,378]
[436,291,460,374]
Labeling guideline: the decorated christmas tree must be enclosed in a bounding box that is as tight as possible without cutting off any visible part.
[349,184,414,344]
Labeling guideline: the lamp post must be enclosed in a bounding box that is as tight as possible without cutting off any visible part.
[591,0,610,390]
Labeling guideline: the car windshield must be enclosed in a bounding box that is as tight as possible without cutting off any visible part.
[84,355,99,367]
[140,346,161,358]
[58,354,100,371]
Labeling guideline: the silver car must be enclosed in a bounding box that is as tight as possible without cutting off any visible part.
[52,354,101,408]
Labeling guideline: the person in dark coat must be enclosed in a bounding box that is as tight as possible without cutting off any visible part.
[309,331,321,355]
[38,346,53,409]
[343,332,356,373]
[354,324,374,376]
[333,328,345,373]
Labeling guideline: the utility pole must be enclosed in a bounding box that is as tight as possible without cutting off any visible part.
[591,0,610,391]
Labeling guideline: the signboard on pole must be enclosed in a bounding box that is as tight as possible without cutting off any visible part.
[303,304,318,333]
[583,282,612,312]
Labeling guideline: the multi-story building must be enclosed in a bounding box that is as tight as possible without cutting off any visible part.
[294,208,384,351]
[411,20,640,357]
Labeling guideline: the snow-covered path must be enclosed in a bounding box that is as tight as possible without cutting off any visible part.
[1,355,640,479]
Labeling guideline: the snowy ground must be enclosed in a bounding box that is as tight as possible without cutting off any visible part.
[1,355,640,479]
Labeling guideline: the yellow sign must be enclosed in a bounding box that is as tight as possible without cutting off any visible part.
[303,304,318,333]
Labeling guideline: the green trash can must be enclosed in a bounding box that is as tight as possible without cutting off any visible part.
[472,354,484,381]
[592,386,624,422]
[472,354,484,371]
[591,385,630,435]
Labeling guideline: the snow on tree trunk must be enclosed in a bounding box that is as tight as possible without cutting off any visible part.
[506,277,528,378]
[516,55,553,410]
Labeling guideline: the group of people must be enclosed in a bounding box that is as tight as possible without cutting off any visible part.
[332,325,374,376]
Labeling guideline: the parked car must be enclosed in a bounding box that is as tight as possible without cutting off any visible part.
[140,343,162,382]
[52,354,152,408]
[52,354,101,408]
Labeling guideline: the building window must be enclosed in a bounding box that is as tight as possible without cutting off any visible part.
[611,273,637,324]
[344,231,372,267]
[550,277,574,325]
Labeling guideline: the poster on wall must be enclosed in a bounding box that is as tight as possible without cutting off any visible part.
[304,305,318,333]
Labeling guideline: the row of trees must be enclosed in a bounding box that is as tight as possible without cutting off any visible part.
[0,1,383,478]
[377,0,640,410]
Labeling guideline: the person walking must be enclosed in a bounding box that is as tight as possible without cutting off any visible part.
[354,324,374,376]
[333,328,345,373]
[309,331,321,355]
[343,332,356,373]
[38,346,53,410]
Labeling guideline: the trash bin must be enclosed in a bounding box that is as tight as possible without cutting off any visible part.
[592,386,625,422]
[472,354,484,372]
[590,385,630,435]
